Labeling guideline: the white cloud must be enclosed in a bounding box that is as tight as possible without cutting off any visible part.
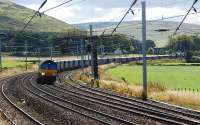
[146,7,185,20]
[94,7,103,11]
[45,7,75,20]
[185,13,200,24]
[86,8,127,23]
[25,4,38,10]
[125,7,185,21]
[14,0,200,25]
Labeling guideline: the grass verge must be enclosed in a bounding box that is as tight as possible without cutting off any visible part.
[74,59,200,110]
[106,65,200,89]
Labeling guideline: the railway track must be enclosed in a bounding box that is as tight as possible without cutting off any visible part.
[70,79,200,116]
[22,74,140,125]
[65,71,200,117]
[0,74,44,125]
[58,71,200,125]
[2,71,200,125]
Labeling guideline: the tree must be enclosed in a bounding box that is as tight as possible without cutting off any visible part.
[185,51,193,63]
[99,34,132,53]
[192,35,200,50]
[131,39,156,54]
[146,40,156,48]
[168,35,193,52]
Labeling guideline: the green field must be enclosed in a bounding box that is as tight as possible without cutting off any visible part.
[106,65,200,89]
[2,60,26,68]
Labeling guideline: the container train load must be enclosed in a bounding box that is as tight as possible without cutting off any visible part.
[37,60,58,84]
[37,55,178,84]
[55,55,178,72]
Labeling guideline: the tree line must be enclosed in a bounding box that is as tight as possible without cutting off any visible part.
[167,34,200,62]
[0,31,157,56]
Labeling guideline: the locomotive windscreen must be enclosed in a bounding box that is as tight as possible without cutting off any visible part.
[41,61,57,70]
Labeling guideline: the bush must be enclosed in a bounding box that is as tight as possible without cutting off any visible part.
[120,77,126,82]
[185,51,200,63]
[147,47,154,54]
[185,51,193,63]
[148,82,167,92]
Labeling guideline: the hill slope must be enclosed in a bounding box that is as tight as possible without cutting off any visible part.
[74,21,200,47]
[0,0,74,32]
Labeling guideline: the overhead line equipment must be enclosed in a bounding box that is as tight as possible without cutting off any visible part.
[111,0,138,35]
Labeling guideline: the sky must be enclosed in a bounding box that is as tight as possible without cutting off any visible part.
[10,0,200,24]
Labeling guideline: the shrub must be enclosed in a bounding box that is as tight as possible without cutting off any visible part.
[120,77,126,82]
[185,51,193,63]
[148,82,167,92]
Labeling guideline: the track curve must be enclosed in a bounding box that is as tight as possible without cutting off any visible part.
[0,74,44,125]
[2,71,200,125]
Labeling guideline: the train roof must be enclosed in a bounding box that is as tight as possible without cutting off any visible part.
[40,60,56,65]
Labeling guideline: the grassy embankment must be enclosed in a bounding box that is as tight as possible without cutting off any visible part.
[0,59,37,78]
[75,59,200,110]
[107,64,200,89]
[2,59,26,68]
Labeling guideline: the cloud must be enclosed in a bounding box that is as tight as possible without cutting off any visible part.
[185,13,200,24]
[146,7,185,20]
[12,0,200,25]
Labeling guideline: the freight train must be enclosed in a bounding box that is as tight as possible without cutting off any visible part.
[55,55,177,72]
[37,55,177,84]
[37,60,58,84]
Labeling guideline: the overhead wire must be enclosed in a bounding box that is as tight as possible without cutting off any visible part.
[41,0,88,14]
[20,0,47,33]
[10,0,48,48]
[173,0,199,36]
[14,0,200,51]
[94,8,200,35]
[13,0,89,43]
[41,0,72,13]
[111,0,138,35]
[23,0,74,22]
[99,0,191,36]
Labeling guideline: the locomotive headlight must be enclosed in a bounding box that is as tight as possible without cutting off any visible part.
[41,72,45,76]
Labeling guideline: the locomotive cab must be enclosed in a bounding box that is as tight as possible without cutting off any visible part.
[37,60,57,84]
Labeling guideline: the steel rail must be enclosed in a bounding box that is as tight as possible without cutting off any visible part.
[68,72,200,118]
[51,84,189,125]
[1,75,44,125]
[63,72,200,124]
[22,75,138,125]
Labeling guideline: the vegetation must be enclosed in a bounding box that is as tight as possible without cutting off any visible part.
[2,59,27,68]
[167,35,200,62]
[150,91,200,110]
[168,35,193,52]
[74,62,200,110]
[0,113,10,125]
[0,0,75,32]
[0,0,87,56]
[3,31,86,56]
[98,34,156,54]
[106,64,200,89]
[185,51,193,63]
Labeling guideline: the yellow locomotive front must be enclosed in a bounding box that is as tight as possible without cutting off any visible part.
[37,60,57,84]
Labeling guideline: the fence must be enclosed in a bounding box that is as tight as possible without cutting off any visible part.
[171,88,200,93]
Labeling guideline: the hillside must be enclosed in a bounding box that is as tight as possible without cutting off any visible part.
[0,0,74,32]
[74,21,200,47]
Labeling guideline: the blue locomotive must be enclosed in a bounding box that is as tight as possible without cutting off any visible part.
[37,60,57,84]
